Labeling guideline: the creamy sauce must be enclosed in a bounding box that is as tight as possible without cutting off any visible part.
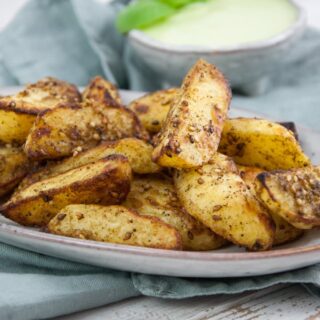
[142,0,298,47]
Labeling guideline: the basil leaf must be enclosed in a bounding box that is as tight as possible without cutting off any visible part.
[160,0,205,8]
[116,0,176,33]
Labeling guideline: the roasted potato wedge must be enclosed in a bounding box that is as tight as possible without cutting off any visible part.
[152,59,231,169]
[48,204,182,250]
[174,153,275,250]
[255,166,320,229]
[128,88,179,134]
[19,138,160,191]
[2,155,131,226]
[0,146,30,197]
[219,118,310,170]
[123,175,227,250]
[238,165,304,245]
[0,77,81,144]
[82,76,121,106]
[25,101,149,160]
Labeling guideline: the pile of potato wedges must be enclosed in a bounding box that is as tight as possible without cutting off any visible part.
[0,59,318,251]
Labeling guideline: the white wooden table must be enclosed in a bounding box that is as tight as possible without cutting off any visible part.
[1,1,320,319]
[57,285,320,320]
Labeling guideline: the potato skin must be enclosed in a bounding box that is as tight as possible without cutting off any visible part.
[18,138,160,191]
[2,155,132,226]
[255,166,320,229]
[25,101,149,160]
[238,165,304,245]
[0,110,35,144]
[0,77,81,144]
[152,59,231,169]
[0,146,30,197]
[82,76,121,106]
[123,175,227,250]
[128,88,179,134]
[48,204,183,250]
[174,153,275,251]
[219,118,310,170]
[24,103,100,159]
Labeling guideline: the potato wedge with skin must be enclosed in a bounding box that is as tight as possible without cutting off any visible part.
[152,59,231,169]
[0,77,81,144]
[25,100,149,160]
[2,155,131,226]
[238,165,304,245]
[255,167,320,229]
[25,103,101,160]
[0,111,35,145]
[94,103,149,142]
[123,175,227,250]
[219,118,310,170]
[82,76,121,106]
[48,205,182,250]
[174,153,275,251]
[128,88,179,134]
[0,146,30,197]
[18,138,160,191]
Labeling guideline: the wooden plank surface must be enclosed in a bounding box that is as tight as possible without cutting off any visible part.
[58,285,320,320]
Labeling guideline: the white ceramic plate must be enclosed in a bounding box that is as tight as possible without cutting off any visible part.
[0,88,319,278]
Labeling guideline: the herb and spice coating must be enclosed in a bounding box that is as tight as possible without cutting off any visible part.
[174,153,275,251]
[48,204,183,250]
[2,155,132,226]
[255,166,320,229]
[152,59,231,169]
[123,175,227,250]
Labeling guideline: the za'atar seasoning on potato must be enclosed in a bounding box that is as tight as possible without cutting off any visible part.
[238,165,304,245]
[0,77,80,144]
[255,166,320,229]
[219,118,310,170]
[174,153,275,251]
[25,100,149,160]
[18,138,159,192]
[2,155,132,226]
[48,204,183,250]
[123,175,227,250]
[152,59,231,169]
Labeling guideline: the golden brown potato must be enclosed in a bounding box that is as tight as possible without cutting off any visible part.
[24,100,149,160]
[152,59,231,169]
[48,204,182,250]
[174,153,275,251]
[0,111,35,145]
[2,155,132,226]
[82,76,121,106]
[255,166,320,229]
[19,138,160,191]
[0,77,81,144]
[128,88,179,133]
[0,146,30,197]
[219,118,310,170]
[93,103,149,142]
[238,165,304,245]
[123,175,227,250]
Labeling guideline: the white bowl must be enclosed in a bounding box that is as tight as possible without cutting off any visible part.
[127,0,306,95]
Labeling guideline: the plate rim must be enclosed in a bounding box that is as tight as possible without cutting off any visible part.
[0,221,319,261]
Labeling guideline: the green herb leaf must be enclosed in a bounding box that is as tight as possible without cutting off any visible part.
[116,0,176,34]
[160,0,205,9]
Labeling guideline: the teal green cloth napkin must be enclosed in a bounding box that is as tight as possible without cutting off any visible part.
[1,241,320,320]
[0,0,320,319]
